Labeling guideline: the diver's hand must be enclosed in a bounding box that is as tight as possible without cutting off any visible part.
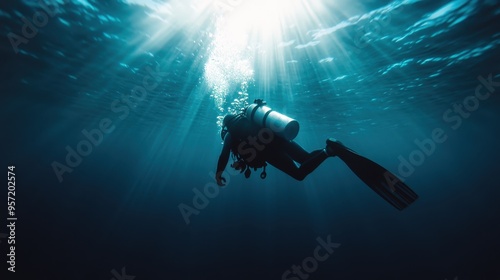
[231,160,246,173]
[216,171,226,187]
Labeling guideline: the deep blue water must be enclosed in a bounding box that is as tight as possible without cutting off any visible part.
[1,0,500,279]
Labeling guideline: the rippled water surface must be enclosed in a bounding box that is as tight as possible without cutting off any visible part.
[1,0,499,279]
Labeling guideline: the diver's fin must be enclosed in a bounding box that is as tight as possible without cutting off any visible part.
[327,138,418,210]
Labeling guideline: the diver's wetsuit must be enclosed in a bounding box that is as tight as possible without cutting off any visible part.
[218,113,419,210]
[265,137,329,181]
[221,114,330,181]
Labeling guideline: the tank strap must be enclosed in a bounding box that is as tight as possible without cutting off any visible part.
[261,110,272,128]
[249,103,274,128]
[249,105,259,122]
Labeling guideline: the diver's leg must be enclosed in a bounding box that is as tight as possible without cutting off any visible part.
[266,151,302,180]
[267,148,329,181]
[295,149,329,179]
[283,140,330,164]
[282,140,310,163]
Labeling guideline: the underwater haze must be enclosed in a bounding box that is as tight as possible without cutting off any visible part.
[1,0,500,279]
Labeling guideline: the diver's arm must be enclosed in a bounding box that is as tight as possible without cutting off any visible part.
[216,133,232,186]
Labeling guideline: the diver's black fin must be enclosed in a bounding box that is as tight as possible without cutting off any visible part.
[327,139,418,210]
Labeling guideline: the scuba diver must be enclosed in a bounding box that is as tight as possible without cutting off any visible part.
[216,99,418,210]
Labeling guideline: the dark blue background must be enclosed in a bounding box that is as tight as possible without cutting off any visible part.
[1,0,499,279]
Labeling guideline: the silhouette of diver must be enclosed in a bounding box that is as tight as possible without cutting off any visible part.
[216,99,418,210]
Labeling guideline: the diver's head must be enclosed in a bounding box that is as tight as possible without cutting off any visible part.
[223,114,237,127]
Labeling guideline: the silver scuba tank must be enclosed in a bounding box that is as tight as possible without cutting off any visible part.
[244,99,299,141]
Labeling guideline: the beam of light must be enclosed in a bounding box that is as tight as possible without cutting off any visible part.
[202,0,329,127]
[204,15,254,127]
[114,0,334,129]
[98,0,334,130]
